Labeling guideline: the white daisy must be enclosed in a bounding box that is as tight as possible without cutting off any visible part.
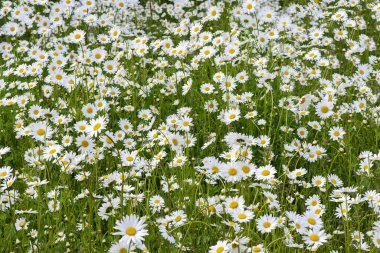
[113,215,148,245]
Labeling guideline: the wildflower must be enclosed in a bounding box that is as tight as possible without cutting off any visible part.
[209,241,230,253]
[109,240,136,253]
[113,215,148,245]
[329,126,346,141]
[257,214,278,233]
[303,228,328,247]
[70,30,86,43]
[87,116,107,137]
[222,108,241,125]
[315,100,334,119]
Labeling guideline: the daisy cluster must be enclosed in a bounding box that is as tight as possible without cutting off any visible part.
[0,0,380,252]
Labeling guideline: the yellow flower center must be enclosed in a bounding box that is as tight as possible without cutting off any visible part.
[93,123,101,131]
[252,247,261,252]
[216,247,224,253]
[126,227,136,236]
[263,221,271,228]
[321,106,329,113]
[229,201,238,209]
[242,166,250,173]
[228,168,237,176]
[119,248,128,253]
[36,129,46,136]
[308,218,316,225]
[310,234,319,242]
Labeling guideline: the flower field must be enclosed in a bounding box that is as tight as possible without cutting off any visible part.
[1,0,380,252]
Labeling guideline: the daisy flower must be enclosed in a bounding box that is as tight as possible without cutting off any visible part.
[43,144,62,161]
[308,121,322,131]
[0,166,12,180]
[225,196,245,212]
[239,162,255,178]
[76,135,95,154]
[315,100,334,119]
[303,228,328,247]
[109,240,136,253]
[82,104,98,118]
[305,195,321,208]
[232,209,254,223]
[91,48,107,63]
[372,231,380,248]
[302,211,323,228]
[312,176,326,188]
[48,200,60,212]
[328,174,343,187]
[250,244,266,253]
[236,71,248,83]
[74,120,88,133]
[255,165,276,181]
[70,30,86,44]
[200,46,216,59]
[209,240,230,253]
[171,210,187,226]
[329,126,346,141]
[297,127,308,139]
[256,135,270,148]
[207,6,222,21]
[222,108,241,125]
[221,162,243,182]
[213,72,226,83]
[354,99,366,112]
[200,83,215,94]
[15,218,29,231]
[149,195,165,213]
[224,44,239,58]
[113,215,148,245]
[87,116,108,137]
[30,122,53,142]
[121,150,138,166]
[243,0,256,13]
[204,100,219,112]
[256,214,278,234]
[171,154,187,167]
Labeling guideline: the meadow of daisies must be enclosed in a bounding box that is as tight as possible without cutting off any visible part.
[1,0,380,252]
